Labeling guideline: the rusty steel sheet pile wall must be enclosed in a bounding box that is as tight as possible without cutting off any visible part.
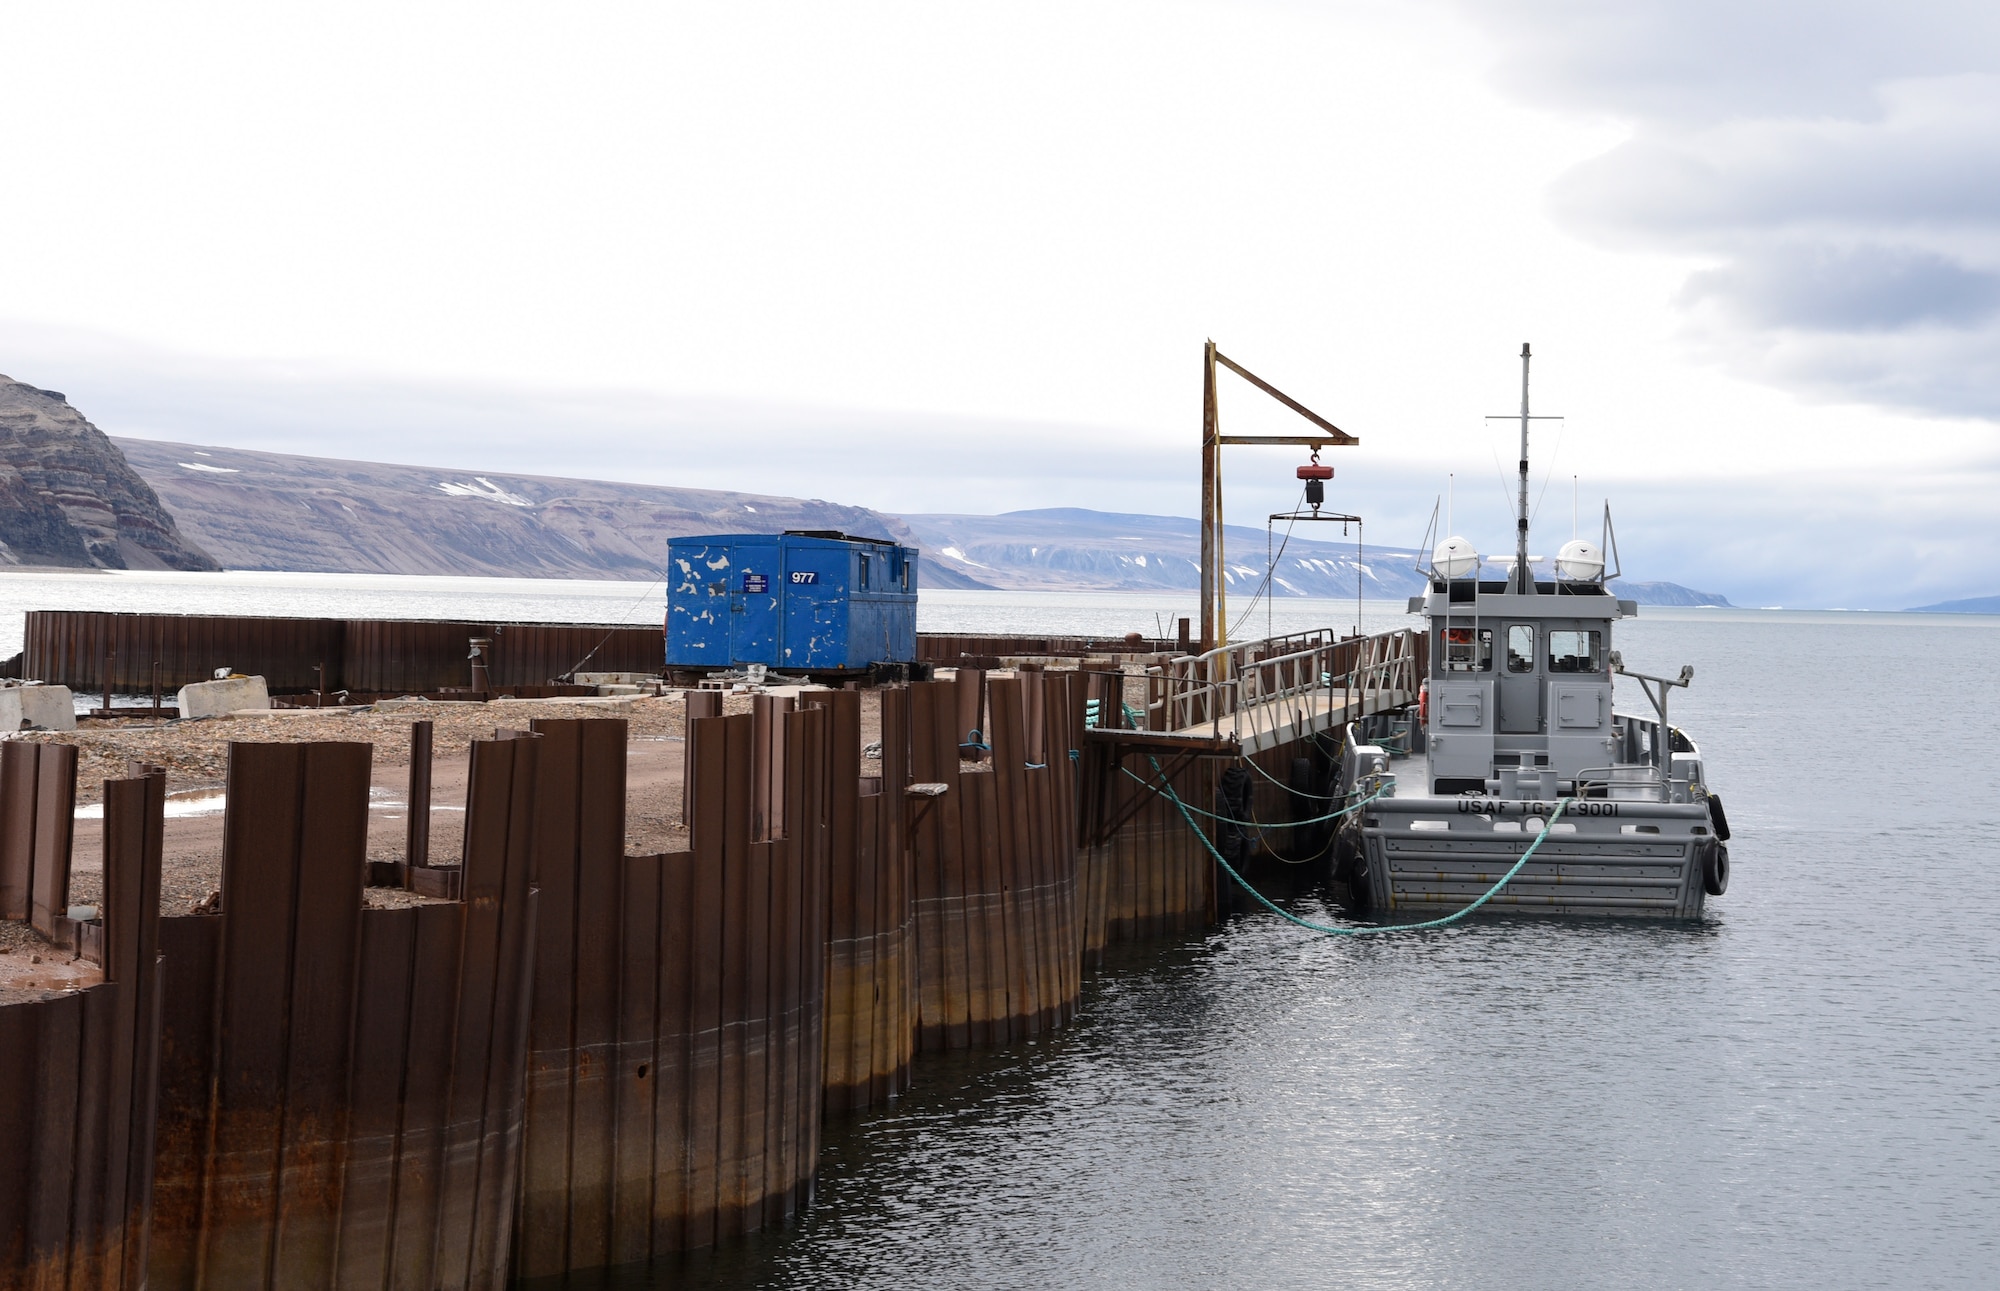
[21,611,662,694]
[0,768,164,1291]
[1076,673,1219,957]
[512,712,829,1279]
[916,633,1174,663]
[146,735,540,1291]
[815,689,915,1113]
[3,665,1293,1288]
[24,611,344,694]
[899,673,1085,1050]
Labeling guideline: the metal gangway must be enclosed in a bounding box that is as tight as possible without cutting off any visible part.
[1087,626,1426,756]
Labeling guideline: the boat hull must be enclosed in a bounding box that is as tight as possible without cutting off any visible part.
[1356,795,1714,919]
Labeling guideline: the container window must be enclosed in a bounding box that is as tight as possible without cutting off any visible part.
[1442,627,1492,672]
[1548,629,1602,673]
[857,553,870,589]
[1506,625,1536,673]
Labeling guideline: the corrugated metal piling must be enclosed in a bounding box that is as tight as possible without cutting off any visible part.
[0,621,1424,1285]
[0,764,161,1291]
[20,611,662,696]
[144,736,540,1290]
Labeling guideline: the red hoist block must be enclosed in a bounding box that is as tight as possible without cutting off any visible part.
[1296,463,1334,480]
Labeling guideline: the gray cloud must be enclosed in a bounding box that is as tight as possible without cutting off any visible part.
[1681,244,2000,332]
[1462,1,2000,419]
[1476,0,2000,125]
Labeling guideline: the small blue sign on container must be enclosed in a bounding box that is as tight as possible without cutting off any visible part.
[742,573,769,593]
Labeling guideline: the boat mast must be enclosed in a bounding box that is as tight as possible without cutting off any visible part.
[1514,342,1532,595]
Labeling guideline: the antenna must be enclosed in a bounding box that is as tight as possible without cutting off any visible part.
[1414,497,1441,577]
[1515,343,1531,593]
[1485,345,1562,595]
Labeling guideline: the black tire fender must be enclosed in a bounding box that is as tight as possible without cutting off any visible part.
[1706,792,1732,842]
[1702,841,1729,897]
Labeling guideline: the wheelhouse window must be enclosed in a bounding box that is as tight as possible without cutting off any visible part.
[1506,625,1536,673]
[1441,627,1492,672]
[1548,629,1603,673]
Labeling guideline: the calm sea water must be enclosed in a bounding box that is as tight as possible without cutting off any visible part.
[7,570,1998,1287]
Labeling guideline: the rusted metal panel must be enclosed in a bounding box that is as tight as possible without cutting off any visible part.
[200,742,309,1287]
[568,719,628,1270]
[768,728,801,1222]
[54,768,166,1291]
[516,719,579,1279]
[681,691,721,826]
[0,743,38,920]
[475,737,541,1287]
[27,991,84,1291]
[407,720,434,870]
[649,848,694,1255]
[919,682,976,1048]
[484,624,654,688]
[272,744,370,1286]
[147,915,221,1290]
[434,733,535,1290]
[714,713,753,1239]
[341,620,485,694]
[734,837,774,1237]
[30,745,77,943]
[386,902,463,1291]
[0,1001,40,1289]
[682,711,728,1252]
[335,905,416,1291]
[608,853,660,1268]
[988,677,1042,1038]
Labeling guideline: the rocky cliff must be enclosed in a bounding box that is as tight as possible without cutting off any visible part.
[0,377,218,570]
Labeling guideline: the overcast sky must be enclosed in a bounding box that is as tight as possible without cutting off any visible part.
[4,1,1996,608]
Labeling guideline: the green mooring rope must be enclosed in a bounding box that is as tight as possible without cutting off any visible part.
[1119,764,1386,829]
[1142,752,1573,936]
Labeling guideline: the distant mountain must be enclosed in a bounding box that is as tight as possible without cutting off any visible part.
[1906,594,2000,614]
[0,376,217,570]
[115,437,994,587]
[904,507,1428,598]
[902,507,1731,605]
[1608,580,1731,608]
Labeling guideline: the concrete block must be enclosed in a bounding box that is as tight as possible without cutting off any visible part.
[178,675,271,719]
[0,683,76,732]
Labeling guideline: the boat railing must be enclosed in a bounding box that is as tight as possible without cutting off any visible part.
[1572,762,1697,804]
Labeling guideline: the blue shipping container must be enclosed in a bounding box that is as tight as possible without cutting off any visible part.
[665,532,918,671]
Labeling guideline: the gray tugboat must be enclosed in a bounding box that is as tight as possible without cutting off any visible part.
[1336,344,1732,918]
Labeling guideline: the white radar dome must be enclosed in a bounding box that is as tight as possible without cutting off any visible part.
[1433,536,1480,579]
[1556,538,1606,581]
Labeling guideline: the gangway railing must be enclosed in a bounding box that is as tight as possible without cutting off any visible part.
[1122,626,1426,749]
